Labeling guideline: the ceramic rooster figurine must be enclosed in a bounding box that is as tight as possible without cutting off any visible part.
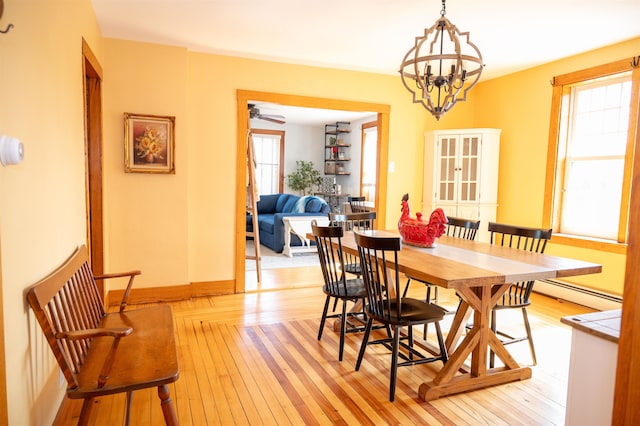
[398,193,448,247]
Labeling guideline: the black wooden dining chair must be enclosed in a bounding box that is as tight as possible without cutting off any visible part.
[487,222,553,367]
[311,220,368,362]
[348,196,367,213]
[328,211,376,278]
[354,232,448,402]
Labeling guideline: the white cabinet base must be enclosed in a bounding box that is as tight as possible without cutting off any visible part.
[565,330,617,425]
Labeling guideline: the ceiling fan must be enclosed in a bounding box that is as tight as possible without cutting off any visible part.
[248,103,286,124]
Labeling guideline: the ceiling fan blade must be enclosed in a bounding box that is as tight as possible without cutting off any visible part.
[259,116,286,124]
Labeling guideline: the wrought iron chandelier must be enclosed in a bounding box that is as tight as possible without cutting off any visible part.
[399,0,483,120]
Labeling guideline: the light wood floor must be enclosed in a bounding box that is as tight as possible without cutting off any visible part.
[68,267,594,425]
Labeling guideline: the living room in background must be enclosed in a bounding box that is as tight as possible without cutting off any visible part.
[251,129,285,194]
[544,59,639,248]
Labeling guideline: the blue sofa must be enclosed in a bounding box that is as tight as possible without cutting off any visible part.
[246,193,330,253]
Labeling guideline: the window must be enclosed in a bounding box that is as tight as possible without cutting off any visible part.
[544,59,639,248]
[251,129,284,195]
[361,121,377,202]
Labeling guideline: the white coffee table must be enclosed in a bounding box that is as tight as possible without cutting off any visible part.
[282,216,329,257]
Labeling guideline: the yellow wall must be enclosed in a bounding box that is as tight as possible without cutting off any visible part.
[102,42,429,285]
[0,0,103,424]
[102,40,190,288]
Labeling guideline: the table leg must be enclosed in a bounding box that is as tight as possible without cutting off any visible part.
[418,283,532,401]
[283,220,293,257]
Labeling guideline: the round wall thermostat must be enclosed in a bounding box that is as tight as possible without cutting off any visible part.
[0,135,24,166]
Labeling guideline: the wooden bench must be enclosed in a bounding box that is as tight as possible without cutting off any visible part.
[26,245,179,425]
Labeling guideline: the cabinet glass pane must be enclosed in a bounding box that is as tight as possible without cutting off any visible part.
[470,158,477,183]
[440,182,447,198]
[455,136,480,202]
[471,138,478,155]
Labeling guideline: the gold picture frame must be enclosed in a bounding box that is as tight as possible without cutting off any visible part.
[124,113,175,174]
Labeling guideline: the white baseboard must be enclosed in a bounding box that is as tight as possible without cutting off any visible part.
[534,279,622,311]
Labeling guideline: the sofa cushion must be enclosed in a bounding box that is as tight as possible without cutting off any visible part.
[281,195,300,213]
[258,214,275,234]
[294,195,329,213]
[256,194,280,214]
[305,197,328,213]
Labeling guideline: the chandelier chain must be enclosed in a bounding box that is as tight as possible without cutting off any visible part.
[440,0,446,16]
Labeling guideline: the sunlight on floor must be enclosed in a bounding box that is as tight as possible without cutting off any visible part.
[245,265,324,293]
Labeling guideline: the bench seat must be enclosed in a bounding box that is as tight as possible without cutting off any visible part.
[72,305,178,398]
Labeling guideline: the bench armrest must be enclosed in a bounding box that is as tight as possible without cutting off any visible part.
[57,327,133,340]
[57,327,134,388]
[94,270,142,313]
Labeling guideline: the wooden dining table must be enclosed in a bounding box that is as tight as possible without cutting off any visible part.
[334,229,602,401]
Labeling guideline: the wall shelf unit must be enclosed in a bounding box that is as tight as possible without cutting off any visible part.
[324,121,351,175]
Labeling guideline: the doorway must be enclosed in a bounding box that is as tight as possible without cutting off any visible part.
[82,40,105,292]
[236,90,391,293]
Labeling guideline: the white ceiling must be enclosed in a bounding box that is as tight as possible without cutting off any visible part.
[91,0,640,123]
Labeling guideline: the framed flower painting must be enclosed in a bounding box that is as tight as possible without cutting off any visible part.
[124,113,175,174]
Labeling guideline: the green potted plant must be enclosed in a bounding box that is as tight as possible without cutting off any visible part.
[287,160,322,195]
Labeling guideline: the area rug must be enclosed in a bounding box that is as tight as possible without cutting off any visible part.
[245,240,319,270]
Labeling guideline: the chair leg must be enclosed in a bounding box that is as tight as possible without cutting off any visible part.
[339,299,348,361]
[389,326,400,402]
[402,278,411,298]
[158,384,179,426]
[318,295,331,340]
[522,307,537,366]
[434,322,448,363]
[355,317,374,371]
[407,325,414,361]
[78,397,95,426]
[125,391,133,426]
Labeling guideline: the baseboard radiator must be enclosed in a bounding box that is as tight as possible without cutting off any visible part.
[534,279,622,311]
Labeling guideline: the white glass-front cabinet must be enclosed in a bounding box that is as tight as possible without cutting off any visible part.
[422,128,501,242]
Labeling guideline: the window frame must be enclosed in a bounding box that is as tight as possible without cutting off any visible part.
[543,58,640,254]
[250,128,285,194]
[360,120,378,202]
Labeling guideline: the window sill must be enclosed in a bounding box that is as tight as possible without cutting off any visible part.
[550,234,627,255]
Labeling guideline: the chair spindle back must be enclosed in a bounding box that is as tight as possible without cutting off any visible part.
[311,221,348,295]
[26,246,106,387]
[348,196,368,213]
[355,232,403,321]
[446,217,480,240]
[488,222,553,306]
